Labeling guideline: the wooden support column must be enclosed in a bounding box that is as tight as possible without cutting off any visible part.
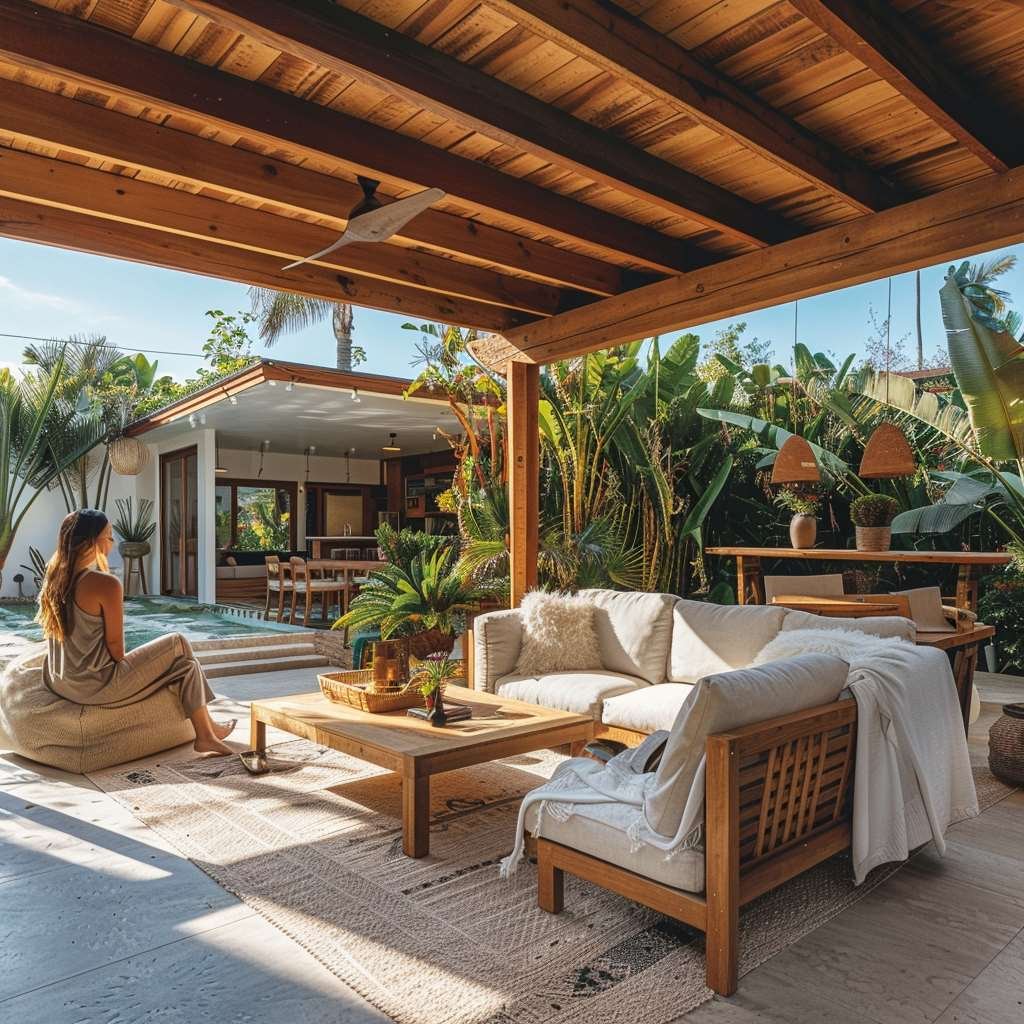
[507,361,539,607]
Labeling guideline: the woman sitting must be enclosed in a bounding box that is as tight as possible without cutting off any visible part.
[37,508,236,756]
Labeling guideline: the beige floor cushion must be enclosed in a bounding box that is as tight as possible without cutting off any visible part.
[495,670,648,719]
[581,589,677,684]
[0,647,195,774]
[669,600,787,683]
[601,683,696,734]
[525,797,704,893]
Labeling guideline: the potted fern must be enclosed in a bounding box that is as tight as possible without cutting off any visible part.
[775,488,820,550]
[850,493,899,552]
[112,497,156,560]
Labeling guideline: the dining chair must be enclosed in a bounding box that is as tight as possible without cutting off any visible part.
[288,556,346,625]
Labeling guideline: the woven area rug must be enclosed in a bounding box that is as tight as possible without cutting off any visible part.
[89,743,1014,1024]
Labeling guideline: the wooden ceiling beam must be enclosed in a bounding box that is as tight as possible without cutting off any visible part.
[0,1,692,274]
[0,196,531,332]
[470,165,1024,366]
[486,0,901,214]
[169,0,795,247]
[0,147,578,318]
[790,0,1024,173]
[0,77,625,297]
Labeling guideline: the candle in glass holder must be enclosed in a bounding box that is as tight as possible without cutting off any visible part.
[386,663,398,684]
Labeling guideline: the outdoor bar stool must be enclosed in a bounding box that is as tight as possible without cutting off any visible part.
[288,557,347,626]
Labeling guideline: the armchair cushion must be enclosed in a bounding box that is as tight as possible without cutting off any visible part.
[669,600,787,683]
[645,653,851,838]
[601,683,696,734]
[781,608,916,641]
[495,670,648,719]
[581,589,677,684]
[525,798,704,893]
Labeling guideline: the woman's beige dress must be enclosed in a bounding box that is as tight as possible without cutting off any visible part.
[42,569,214,715]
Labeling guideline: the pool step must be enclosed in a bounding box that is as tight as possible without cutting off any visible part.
[192,631,330,678]
[190,631,318,652]
[202,653,330,679]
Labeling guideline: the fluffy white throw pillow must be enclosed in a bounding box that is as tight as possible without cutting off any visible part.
[754,626,910,666]
[515,591,603,675]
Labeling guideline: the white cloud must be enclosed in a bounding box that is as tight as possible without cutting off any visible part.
[0,275,84,312]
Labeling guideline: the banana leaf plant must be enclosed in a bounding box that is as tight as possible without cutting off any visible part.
[0,355,108,583]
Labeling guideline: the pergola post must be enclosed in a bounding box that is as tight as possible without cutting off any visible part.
[507,361,539,607]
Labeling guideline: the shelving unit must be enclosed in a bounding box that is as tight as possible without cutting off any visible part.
[404,468,456,534]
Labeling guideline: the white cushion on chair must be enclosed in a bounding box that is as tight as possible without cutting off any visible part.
[525,799,704,893]
[601,683,696,734]
[669,600,787,683]
[645,653,851,838]
[496,670,647,719]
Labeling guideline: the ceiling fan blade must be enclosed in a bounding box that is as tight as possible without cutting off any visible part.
[281,232,354,271]
[346,187,446,243]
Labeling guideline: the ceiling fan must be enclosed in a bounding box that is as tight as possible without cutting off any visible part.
[282,176,445,271]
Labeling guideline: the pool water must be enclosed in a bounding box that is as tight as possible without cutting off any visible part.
[0,597,295,649]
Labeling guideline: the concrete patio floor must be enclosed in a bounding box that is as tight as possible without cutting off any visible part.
[1,669,1021,1024]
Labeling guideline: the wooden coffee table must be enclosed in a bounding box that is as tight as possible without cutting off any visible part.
[249,685,594,858]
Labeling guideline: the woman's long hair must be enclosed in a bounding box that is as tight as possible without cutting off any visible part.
[36,509,110,642]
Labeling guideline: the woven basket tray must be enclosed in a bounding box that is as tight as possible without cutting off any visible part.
[318,666,446,714]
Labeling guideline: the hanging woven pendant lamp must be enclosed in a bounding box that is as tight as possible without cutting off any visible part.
[772,435,821,485]
[859,279,917,479]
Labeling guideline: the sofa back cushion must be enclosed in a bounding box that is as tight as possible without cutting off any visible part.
[645,653,850,837]
[581,589,677,684]
[669,600,787,683]
[781,608,916,641]
[515,591,603,675]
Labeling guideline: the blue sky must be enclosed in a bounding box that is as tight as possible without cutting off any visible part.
[2,236,1023,380]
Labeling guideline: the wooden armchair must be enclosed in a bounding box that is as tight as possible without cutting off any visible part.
[537,697,857,996]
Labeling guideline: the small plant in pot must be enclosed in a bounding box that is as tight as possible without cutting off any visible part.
[409,654,463,727]
[775,488,820,550]
[113,498,156,561]
[850,493,899,552]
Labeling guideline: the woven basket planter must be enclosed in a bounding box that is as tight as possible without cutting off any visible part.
[855,525,892,552]
[108,436,150,476]
[989,703,1024,786]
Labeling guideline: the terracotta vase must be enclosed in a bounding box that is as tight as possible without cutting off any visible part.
[789,514,817,550]
[855,525,892,552]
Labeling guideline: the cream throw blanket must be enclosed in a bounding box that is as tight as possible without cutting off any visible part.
[755,628,979,882]
[501,629,978,884]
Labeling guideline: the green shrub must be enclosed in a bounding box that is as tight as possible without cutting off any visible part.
[979,569,1024,675]
[850,493,899,528]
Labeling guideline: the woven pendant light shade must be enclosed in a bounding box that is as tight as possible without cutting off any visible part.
[771,435,821,484]
[859,422,916,479]
[107,435,150,476]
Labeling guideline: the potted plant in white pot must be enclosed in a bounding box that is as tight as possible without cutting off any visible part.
[112,497,156,562]
[850,493,899,552]
[775,488,820,550]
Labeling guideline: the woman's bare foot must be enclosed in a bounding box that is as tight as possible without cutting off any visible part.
[194,736,234,756]
[213,718,237,741]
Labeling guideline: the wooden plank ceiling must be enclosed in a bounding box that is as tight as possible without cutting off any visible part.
[0,0,1021,343]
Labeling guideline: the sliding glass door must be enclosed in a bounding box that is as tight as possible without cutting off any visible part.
[160,446,198,597]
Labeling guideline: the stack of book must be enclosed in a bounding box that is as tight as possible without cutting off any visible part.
[406,703,472,723]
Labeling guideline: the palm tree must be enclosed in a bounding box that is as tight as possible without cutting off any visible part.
[247,290,358,371]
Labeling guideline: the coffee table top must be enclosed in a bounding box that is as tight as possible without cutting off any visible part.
[250,685,592,764]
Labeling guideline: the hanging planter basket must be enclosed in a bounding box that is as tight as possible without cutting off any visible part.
[108,436,150,476]
[859,422,916,479]
[771,435,821,485]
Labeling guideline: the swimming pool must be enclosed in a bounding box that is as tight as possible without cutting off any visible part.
[0,596,298,650]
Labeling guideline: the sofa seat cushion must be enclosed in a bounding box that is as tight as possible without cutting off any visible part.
[669,600,787,683]
[495,670,648,719]
[601,683,696,735]
[581,589,677,684]
[524,799,704,893]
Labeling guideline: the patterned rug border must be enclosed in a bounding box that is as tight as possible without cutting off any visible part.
[88,745,1016,1024]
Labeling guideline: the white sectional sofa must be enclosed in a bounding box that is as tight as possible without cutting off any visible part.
[473,588,915,742]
